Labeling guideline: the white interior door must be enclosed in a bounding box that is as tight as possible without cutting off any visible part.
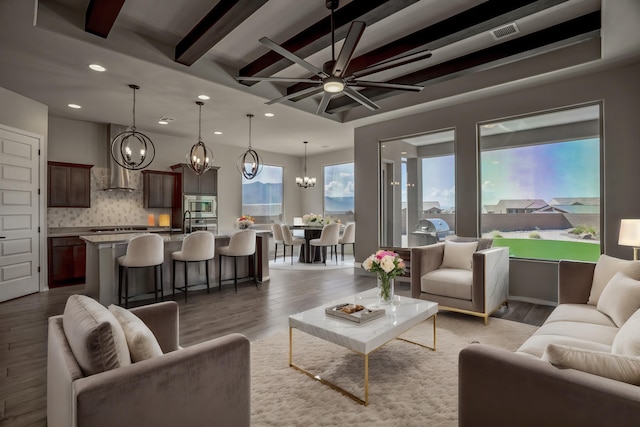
[0,125,41,302]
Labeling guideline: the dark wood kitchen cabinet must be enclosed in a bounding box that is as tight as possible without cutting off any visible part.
[171,163,218,195]
[142,170,177,208]
[48,236,86,287]
[48,161,93,207]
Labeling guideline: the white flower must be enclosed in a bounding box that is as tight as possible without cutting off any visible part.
[379,256,395,273]
[362,256,373,271]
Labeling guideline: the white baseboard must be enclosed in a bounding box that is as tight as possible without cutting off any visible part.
[508,295,557,307]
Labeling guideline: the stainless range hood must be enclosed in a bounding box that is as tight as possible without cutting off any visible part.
[105,124,135,192]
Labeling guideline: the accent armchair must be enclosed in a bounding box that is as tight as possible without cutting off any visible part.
[410,237,509,324]
[47,298,250,427]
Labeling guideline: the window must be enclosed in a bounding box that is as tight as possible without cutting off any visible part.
[241,165,283,223]
[324,162,355,223]
[380,129,455,248]
[480,104,601,261]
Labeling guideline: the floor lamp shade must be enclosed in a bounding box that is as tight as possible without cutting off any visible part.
[618,219,640,260]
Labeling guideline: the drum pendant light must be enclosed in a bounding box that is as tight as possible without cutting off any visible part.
[110,84,155,170]
[237,113,263,180]
[187,101,213,175]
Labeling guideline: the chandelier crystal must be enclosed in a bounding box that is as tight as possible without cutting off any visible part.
[237,113,263,180]
[187,101,213,175]
[296,141,316,188]
[110,84,155,170]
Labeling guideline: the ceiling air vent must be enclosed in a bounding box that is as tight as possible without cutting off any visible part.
[490,23,520,40]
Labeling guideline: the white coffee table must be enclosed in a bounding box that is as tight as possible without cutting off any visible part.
[288,288,438,405]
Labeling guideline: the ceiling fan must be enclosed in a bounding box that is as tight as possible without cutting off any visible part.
[236,0,431,115]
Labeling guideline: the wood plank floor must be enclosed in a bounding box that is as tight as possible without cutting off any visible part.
[0,268,553,427]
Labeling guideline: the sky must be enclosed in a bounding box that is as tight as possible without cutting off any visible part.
[481,138,600,206]
[421,155,456,210]
[324,163,354,198]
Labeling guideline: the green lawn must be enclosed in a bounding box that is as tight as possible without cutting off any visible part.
[492,238,600,262]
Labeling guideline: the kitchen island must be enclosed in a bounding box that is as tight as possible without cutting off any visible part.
[81,231,269,306]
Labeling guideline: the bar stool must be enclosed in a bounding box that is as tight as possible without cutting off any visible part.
[281,224,305,264]
[171,231,215,302]
[218,229,257,292]
[310,223,340,265]
[338,223,356,261]
[118,234,164,308]
[271,223,285,262]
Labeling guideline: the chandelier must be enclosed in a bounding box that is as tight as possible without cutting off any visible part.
[296,141,316,188]
[237,113,263,180]
[187,101,214,175]
[110,84,155,170]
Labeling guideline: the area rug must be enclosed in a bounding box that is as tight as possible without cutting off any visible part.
[250,313,537,426]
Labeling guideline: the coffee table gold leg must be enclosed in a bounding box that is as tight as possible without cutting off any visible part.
[433,314,437,350]
[364,354,369,406]
[289,327,293,366]
[396,313,437,351]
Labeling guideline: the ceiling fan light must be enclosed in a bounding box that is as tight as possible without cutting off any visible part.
[323,77,344,93]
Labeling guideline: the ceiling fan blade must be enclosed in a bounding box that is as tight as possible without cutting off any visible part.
[236,76,320,84]
[259,37,328,78]
[350,48,432,79]
[332,21,366,78]
[343,87,379,111]
[316,92,333,115]
[349,80,424,92]
[265,85,323,105]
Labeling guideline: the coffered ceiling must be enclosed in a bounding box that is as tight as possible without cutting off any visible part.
[0,0,638,156]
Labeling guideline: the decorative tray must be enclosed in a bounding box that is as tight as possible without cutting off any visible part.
[325,303,385,324]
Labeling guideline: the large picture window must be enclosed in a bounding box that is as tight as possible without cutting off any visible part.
[241,165,283,223]
[480,104,601,261]
[324,162,355,223]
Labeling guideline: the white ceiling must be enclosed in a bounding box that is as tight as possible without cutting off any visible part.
[0,0,638,157]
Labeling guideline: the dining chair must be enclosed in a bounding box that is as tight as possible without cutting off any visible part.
[281,225,305,264]
[171,231,215,302]
[218,229,257,292]
[118,233,164,308]
[338,223,355,261]
[309,223,340,265]
[271,223,285,262]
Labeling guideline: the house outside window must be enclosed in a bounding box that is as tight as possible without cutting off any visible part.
[480,103,601,261]
[241,165,283,223]
[323,162,354,223]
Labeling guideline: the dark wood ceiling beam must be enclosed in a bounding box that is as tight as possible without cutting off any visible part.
[325,11,601,114]
[238,0,420,86]
[286,0,567,98]
[176,0,268,66]
[85,0,126,38]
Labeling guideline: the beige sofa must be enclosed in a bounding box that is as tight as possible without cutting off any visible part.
[459,258,640,427]
[48,297,250,427]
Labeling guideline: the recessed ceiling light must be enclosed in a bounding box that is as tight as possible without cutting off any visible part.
[214,131,222,135]
[68,104,82,109]
[401,151,407,155]
[158,120,169,125]
[88,64,106,72]
[264,112,274,117]
[198,95,210,100]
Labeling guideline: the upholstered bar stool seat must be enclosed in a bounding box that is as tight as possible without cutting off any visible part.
[171,231,215,302]
[281,224,305,264]
[218,229,257,292]
[309,223,340,265]
[118,233,164,308]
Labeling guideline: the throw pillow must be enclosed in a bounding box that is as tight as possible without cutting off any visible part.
[612,308,640,356]
[543,343,640,385]
[62,294,131,376]
[588,254,640,305]
[596,272,640,327]
[440,240,478,271]
[109,304,163,362]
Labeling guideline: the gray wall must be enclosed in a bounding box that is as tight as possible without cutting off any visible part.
[0,87,48,137]
[354,60,640,304]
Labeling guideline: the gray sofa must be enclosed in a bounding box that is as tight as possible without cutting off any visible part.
[459,259,640,427]
[48,299,251,427]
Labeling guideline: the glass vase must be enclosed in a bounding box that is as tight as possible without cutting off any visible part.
[377,275,395,305]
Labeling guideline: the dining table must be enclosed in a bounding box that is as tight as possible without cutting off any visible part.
[289,223,344,263]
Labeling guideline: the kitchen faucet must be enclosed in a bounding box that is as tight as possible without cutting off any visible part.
[183,210,192,234]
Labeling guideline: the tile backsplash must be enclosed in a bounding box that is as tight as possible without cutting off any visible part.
[47,167,171,227]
